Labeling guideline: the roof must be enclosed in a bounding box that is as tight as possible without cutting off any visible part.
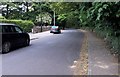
[0,23,15,25]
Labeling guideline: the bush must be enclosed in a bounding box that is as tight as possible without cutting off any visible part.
[108,36,120,54]
[79,2,120,55]
[0,16,6,19]
[66,13,80,28]
[0,19,34,32]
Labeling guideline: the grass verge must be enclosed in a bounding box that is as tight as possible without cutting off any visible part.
[73,29,88,75]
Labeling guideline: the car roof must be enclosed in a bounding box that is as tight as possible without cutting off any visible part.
[0,23,15,25]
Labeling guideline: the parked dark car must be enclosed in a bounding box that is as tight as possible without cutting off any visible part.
[0,23,30,53]
[50,26,61,34]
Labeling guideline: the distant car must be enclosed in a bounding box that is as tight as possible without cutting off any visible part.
[50,26,61,34]
[0,23,30,53]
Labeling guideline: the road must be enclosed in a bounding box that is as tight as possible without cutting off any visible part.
[2,30,84,75]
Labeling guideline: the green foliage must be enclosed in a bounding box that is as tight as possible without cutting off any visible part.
[50,2,79,14]
[80,2,120,54]
[0,19,34,32]
[1,2,53,23]
[50,2,80,28]
[0,16,6,19]
[66,12,80,28]
[57,14,67,22]
[56,14,67,28]
[79,7,88,27]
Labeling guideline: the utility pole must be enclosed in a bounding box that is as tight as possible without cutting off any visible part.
[53,10,55,26]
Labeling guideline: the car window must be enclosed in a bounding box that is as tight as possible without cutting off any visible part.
[52,26,58,29]
[14,26,23,33]
[2,25,13,33]
[2,25,9,32]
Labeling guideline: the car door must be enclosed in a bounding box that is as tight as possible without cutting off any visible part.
[13,26,25,46]
[2,25,19,47]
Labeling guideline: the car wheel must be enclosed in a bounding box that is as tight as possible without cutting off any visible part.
[2,42,11,53]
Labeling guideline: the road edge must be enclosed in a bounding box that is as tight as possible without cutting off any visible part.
[73,29,88,75]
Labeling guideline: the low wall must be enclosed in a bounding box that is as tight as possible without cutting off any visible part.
[32,26,51,33]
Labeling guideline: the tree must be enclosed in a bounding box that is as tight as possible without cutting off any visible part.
[50,2,81,28]
[79,2,120,53]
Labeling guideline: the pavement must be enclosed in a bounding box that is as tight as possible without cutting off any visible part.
[87,31,119,75]
[29,31,51,40]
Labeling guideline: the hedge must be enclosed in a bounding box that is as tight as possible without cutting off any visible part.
[0,19,34,32]
[0,16,6,19]
[81,26,120,55]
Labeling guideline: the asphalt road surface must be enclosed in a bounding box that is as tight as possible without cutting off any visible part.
[2,30,84,75]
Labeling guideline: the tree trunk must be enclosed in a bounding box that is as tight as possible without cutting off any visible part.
[6,4,9,19]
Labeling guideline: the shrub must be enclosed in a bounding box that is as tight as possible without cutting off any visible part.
[79,2,120,54]
[0,19,34,32]
[0,16,6,19]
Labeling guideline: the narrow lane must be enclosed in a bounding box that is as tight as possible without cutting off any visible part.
[2,30,84,75]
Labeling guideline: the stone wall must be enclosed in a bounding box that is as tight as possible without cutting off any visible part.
[32,26,51,33]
